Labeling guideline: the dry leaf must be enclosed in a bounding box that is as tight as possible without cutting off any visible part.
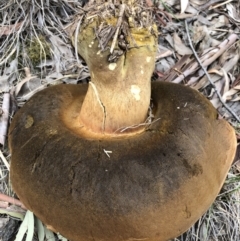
[191,25,212,52]
[0,59,18,92]
[15,211,34,241]
[49,34,76,73]
[197,15,212,25]
[0,22,24,36]
[210,98,221,109]
[190,0,208,6]
[156,59,173,73]
[15,75,37,97]
[234,85,240,90]
[172,13,195,19]
[165,34,174,48]
[0,76,10,93]
[222,68,230,97]
[210,0,236,10]
[180,0,189,13]
[231,96,240,101]
[156,50,173,59]
[173,32,192,55]
[0,217,9,229]
[222,54,240,73]
[208,69,223,76]
[227,3,240,23]
[145,0,153,7]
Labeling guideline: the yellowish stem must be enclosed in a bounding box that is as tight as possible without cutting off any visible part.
[74,19,157,135]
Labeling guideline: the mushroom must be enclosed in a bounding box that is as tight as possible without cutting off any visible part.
[9,2,236,241]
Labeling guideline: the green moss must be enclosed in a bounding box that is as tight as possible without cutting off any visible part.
[27,35,51,66]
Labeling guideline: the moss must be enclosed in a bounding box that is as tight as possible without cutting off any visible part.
[27,35,51,66]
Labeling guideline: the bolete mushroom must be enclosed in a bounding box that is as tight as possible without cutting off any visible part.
[9,2,236,241]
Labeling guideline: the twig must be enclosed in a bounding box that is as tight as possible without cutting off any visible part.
[17,74,79,102]
[184,20,240,123]
[117,118,161,133]
[0,193,27,210]
[103,149,112,158]
[199,0,225,10]
[0,150,9,171]
[14,67,37,96]
[0,201,8,208]
[0,93,10,146]
[110,4,125,53]
[208,0,234,10]
[74,16,84,64]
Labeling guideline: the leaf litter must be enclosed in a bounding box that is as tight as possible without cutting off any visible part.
[0,0,240,240]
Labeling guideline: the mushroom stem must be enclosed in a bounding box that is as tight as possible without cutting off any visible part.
[74,19,157,135]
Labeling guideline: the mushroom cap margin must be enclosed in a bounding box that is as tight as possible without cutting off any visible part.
[9,81,236,241]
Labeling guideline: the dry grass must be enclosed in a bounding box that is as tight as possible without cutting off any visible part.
[0,0,240,240]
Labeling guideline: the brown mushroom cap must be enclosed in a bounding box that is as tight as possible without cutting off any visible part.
[9,81,236,241]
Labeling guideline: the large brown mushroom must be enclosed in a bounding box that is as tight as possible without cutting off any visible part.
[9,2,236,241]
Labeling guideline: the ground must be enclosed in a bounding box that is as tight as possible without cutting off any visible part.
[0,0,240,241]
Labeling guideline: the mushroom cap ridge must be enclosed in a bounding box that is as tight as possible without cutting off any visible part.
[9,81,236,241]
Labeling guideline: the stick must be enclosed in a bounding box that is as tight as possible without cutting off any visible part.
[0,150,9,171]
[74,16,84,64]
[0,193,27,210]
[0,93,10,146]
[110,4,125,53]
[199,0,226,10]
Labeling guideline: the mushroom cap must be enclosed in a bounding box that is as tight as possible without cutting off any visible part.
[9,81,236,241]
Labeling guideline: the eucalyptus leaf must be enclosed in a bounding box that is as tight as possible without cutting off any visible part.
[57,233,68,241]
[36,217,45,241]
[15,210,29,241]
[25,211,34,241]
[44,226,55,241]
[0,208,25,220]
